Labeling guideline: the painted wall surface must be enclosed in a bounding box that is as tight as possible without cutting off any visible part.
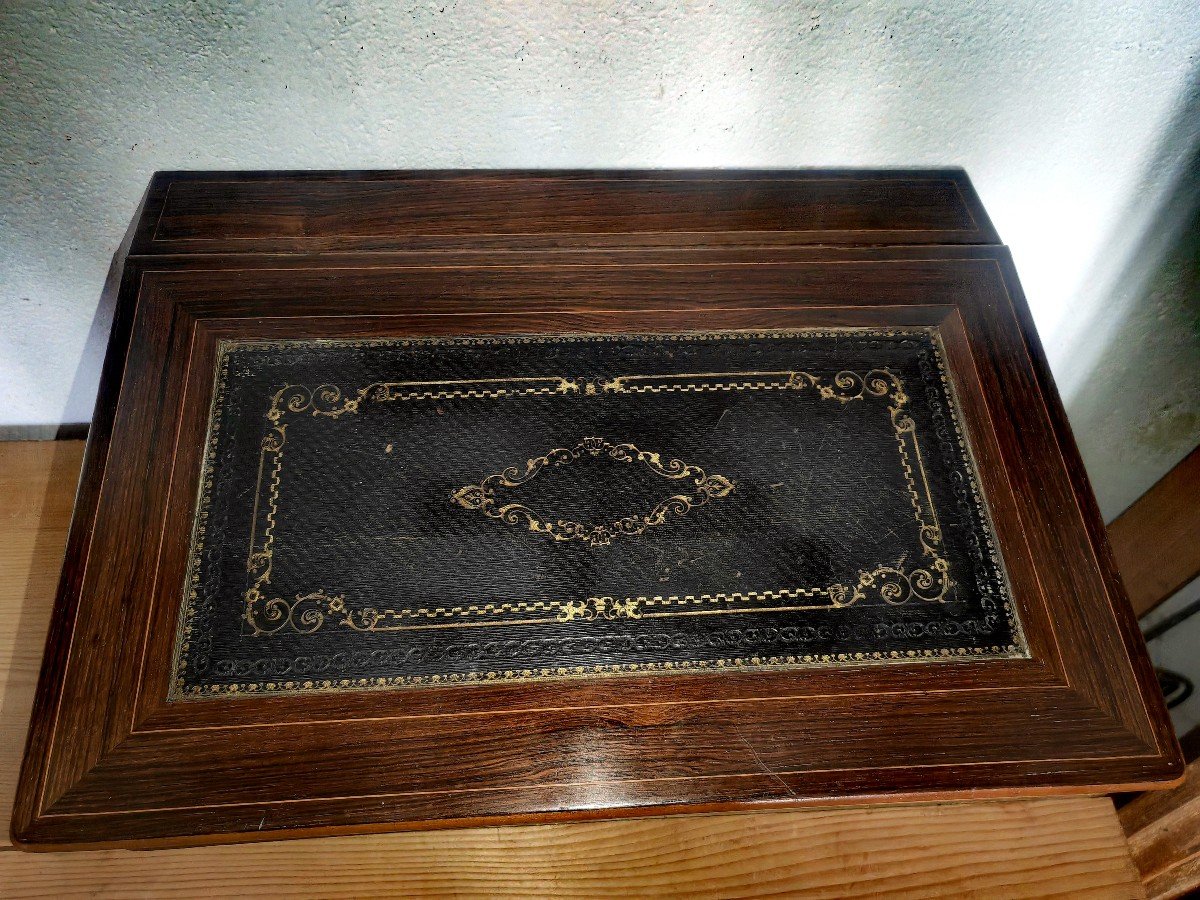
[2,1,1199,518]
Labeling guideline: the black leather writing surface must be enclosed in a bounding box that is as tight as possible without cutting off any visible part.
[172,329,1024,697]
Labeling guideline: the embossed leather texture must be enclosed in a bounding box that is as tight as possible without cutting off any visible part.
[174,329,1023,696]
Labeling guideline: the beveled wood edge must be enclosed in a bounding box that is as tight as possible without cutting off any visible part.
[8,783,1163,854]
[129,168,1001,255]
[12,247,1180,851]
[9,184,160,849]
[990,250,1179,764]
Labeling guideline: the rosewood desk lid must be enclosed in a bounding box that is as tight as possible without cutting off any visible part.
[13,170,1181,849]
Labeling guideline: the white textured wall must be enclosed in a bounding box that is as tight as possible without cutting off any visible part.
[2,1,1198,518]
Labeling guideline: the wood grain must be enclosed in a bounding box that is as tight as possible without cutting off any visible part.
[0,799,1144,899]
[0,440,1145,896]
[1122,755,1200,899]
[139,168,999,253]
[11,171,1179,850]
[0,440,83,844]
[1108,445,1200,617]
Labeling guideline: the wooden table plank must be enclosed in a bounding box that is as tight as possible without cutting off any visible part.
[0,440,1145,898]
[0,799,1143,899]
[0,440,84,834]
[1122,752,1200,899]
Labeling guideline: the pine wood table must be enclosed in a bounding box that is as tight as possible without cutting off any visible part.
[0,439,1145,896]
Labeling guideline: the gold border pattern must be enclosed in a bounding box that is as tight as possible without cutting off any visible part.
[172,330,1023,697]
[241,365,951,638]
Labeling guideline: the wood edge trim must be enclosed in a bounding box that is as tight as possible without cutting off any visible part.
[934,306,1066,675]
[145,166,983,180]
[22,681,1180,847]
[947,170,1001,244]
[989,250,1181,764]
[134,169,1000,253]
[8,254,148,836]
[13,773,1180,853]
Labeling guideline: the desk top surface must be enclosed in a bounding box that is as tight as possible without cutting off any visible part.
[0,440,1143,896]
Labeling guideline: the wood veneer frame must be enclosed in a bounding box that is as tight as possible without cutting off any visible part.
[12,171,1182,849]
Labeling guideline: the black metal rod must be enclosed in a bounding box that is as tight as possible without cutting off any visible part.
[1143,595,1200,643]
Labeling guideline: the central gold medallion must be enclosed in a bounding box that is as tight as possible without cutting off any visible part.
[450,436,735,547]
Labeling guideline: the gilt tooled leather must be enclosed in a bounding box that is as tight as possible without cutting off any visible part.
[172,330,1024,698]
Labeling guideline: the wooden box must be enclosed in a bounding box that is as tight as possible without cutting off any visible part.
[12,170,1181,849]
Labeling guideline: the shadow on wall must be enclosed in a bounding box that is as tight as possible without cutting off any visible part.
[49,71,1200,521]
[52,179,153,441]
[1050,63,1200,521]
